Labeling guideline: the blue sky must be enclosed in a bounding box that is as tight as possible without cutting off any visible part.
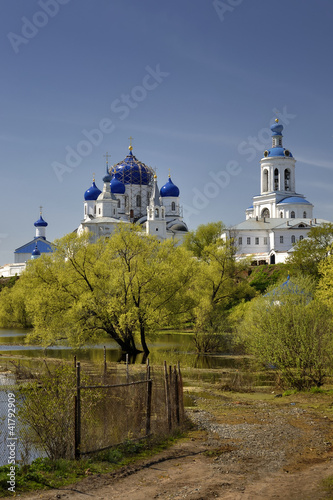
[0,0,332,265]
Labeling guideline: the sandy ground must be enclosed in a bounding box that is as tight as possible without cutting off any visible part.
[21,391,333,500]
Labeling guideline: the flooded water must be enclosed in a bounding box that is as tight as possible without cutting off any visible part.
[0,328,247,370]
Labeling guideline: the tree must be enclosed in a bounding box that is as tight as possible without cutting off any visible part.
[183,221,225,258]
[10,227,197,355]
[316,248,333,307]
[184,222,256,352]
[242,277,333,389]
[287,223,333,278]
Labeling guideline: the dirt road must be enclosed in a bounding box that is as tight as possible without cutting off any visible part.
[21,391,333,500]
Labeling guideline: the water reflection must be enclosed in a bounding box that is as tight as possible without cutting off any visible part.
[0,329,248,370]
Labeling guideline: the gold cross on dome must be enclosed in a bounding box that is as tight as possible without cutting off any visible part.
[103,151,111,164]
[39,205,43,215]
[128,136,133,150]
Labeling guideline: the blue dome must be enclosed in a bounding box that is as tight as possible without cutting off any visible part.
[160,177,180,197]
[31,245,41,256]
[110,176,125,194]
[113,150,154,185]
[266,147,293,158]
[278,197,312,205]
[34,215,48,227]
[271,122,284,136]
[84,181,102,201]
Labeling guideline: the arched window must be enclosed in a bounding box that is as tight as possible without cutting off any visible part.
[274,168,279,191]
[136,194,141,207]
[171,201,176,211]
[291,211,295,218]
[125,196,128,208]
[117,199,120,208]
[98,208,101,215]
[299,235,304,241]
[155,208,159,218]
[280,211,283,218]
[263,169,268,192]
[284,169,290,191]
[303,211,307,218]
[261,208,270,218]
[291,235,296,244]
[161,208,165,218]
[94,206,96,215]
[84,205,87,215]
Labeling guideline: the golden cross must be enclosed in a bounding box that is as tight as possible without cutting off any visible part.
[128,136,133,147]
[39,205,43,215]
[168,168,171,178]
[103,152,111,164]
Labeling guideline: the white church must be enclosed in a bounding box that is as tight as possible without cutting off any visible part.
[0,142,188,277]
[77,142,188,241]
[222,119,330,264]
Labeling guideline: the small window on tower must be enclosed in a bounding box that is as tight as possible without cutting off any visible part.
[136,195,141,207]
[280,235,284,244]
[303,211,307,218]
[171,202,176,211]
[291,211,295,218]
[291,235,296,244]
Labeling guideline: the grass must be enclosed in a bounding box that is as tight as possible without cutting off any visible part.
[0,432,185,497]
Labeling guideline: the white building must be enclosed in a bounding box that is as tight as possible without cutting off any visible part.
[223,120,330,264]
[78,144,188,241]
[0,209,53,277]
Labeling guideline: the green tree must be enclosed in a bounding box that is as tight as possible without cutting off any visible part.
[242,277,333,389]
[287,223,333,278]
[316,248,333,307]
[184,223,255,352]
[14,227,197,355]
[183,221,225,257]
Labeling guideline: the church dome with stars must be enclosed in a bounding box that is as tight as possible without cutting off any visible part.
[112,144,154,186]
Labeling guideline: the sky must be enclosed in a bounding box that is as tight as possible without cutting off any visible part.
[0,0,332,265]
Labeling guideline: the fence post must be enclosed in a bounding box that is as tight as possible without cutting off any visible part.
[164,361,172,431]
[177,361,184,423]
[103,346,107,380]
[173,365,180,425]
[74,362,81,460]
[145,361,152,436]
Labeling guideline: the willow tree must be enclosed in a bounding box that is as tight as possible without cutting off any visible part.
[15,226,197,355]
[184,222,255,352]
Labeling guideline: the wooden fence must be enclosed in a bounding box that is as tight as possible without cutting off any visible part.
[74,359,184,459]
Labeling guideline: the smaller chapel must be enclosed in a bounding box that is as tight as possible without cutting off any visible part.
[78,142,188,241]
[223,120,331,264]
